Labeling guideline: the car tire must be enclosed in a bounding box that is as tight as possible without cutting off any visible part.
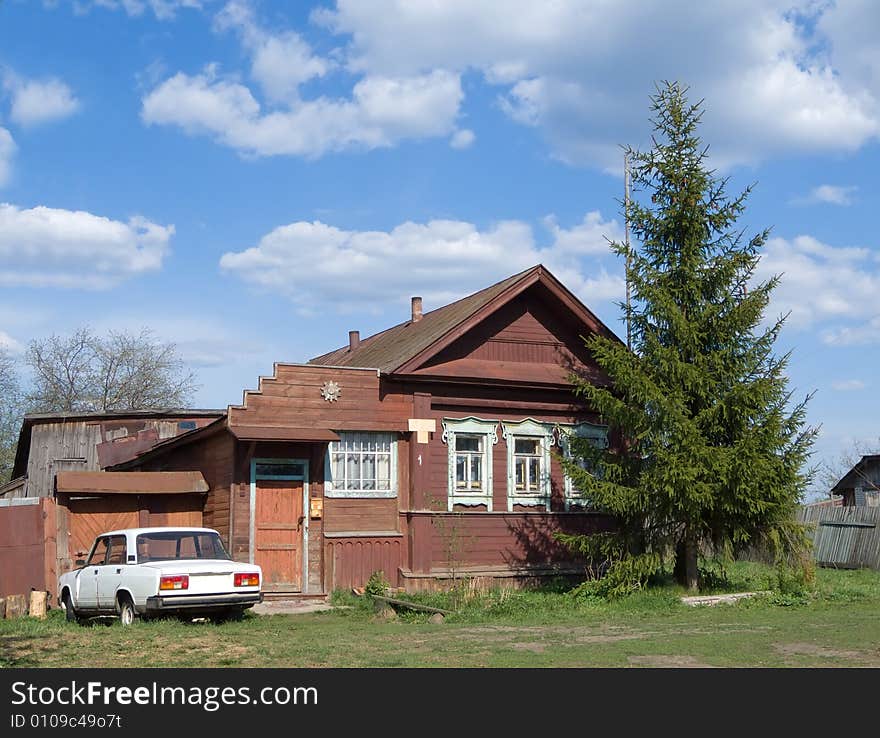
[118,596,136,627]
[63,592,78,624]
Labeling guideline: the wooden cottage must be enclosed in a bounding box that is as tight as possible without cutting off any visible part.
[830,455,880,507]
[107,265,619,593]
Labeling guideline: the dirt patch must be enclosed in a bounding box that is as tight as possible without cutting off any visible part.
[628,655,715,668]
[773,642,865,660]
[510,642,547,653]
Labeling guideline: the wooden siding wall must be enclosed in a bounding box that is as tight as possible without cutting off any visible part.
[323,498,398,533]
[228,365,413,432]
[414,511,612,571]
[423,291,597,372]
[136,431,234,544]
[414,388,601,513]
[326,536,403,590]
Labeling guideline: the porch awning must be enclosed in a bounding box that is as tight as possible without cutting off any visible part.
[229,425,341,442]
[55,471,209,495]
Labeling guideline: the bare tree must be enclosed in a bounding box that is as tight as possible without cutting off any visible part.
[816,438,880,498]
[26,327,198,413]
[0,348,24,482]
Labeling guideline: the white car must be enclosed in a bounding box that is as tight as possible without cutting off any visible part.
[58,527,262,625]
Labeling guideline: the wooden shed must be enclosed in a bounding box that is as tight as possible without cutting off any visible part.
[0,470,208,598]
[115,265,619,594]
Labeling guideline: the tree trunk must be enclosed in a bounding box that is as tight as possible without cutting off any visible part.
[684,537,699,591]
[674,535,700,591]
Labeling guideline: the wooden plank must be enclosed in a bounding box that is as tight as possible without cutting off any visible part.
[370,594,451,615]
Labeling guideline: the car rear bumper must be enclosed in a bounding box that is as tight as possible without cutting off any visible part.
[144,592,263,613]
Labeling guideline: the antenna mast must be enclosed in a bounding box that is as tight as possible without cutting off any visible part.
[624,151,632,351]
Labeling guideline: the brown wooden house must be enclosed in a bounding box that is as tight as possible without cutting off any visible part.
[112,265,619,593]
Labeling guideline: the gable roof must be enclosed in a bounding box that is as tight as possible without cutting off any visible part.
[309,264,621,374]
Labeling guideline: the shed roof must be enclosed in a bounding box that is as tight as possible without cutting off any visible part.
[13,408,226,478]
[55,471,209,495]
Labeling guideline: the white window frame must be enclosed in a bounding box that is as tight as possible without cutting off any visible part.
[441,417,498,511]
[502,419,555,511]
[325,432,398,499]
[557,422,608,510]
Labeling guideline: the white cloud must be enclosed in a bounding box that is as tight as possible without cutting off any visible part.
[0,203,172,288]
[73,0,202,20]
[319,0,880,169]
[0,128,14,186]
[752,234,880,333]
[0,330,24,354]
[214,0,330,104]
[141,1,466,158]
[823,316,880,347]
[142,65,463,158]
[219,210,623,311]
[792,184,858,206]
[450,128,475,149]
[5,76,80,127]
[831,379,867,392]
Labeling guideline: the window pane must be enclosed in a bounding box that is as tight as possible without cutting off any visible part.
[529,458,540,488]
[346,455,360,490]
[256,462,304,477]
[362,454,375,489]
[471,455,482,489]
[515,438,539,455]
[515,458,525,490]
[456,435,481,452]
[456,455,467,488]
[377,455,390,489]
[332,453,346,486]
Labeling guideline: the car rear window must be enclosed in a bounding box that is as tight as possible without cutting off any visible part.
[136,532,231,562]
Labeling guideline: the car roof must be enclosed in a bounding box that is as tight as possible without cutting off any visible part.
[97,527,220,537]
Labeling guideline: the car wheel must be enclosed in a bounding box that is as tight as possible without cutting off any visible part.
[118,597,136,627]
[63,592,78,624]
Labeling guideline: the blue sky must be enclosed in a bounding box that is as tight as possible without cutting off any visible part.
[0,0,877,492]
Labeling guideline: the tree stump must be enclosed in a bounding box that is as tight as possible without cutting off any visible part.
[29,591,48,619]
[5,594,27,618]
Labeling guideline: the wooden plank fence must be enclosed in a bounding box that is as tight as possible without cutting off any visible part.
[798,505,880,570]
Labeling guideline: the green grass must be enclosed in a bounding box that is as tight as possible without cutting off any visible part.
[3,563,880,668]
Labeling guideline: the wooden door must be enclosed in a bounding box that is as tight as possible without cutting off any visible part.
[66,496,140,564]
[255,480,303,591]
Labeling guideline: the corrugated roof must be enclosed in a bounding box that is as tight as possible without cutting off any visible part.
[309,266,538,372]
[55,471,209,495]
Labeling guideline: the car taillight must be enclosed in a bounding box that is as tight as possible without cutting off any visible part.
[234,573,260,587]
[159,575,189,591]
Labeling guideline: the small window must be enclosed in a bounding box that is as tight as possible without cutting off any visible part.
[455,434,485,491]
[441,417,498,510]
[327,432,396,498]
[513,438,542,494]
[255,462,305,478]
[560,422,609,509]
[106,535,127,565]
[87,538,109,566]
[502,419,554,510]
[178,420,197,431]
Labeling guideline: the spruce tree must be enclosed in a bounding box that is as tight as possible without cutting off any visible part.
[564,82,817,591]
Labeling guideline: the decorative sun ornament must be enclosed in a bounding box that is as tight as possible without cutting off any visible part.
[320,380,341,402]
